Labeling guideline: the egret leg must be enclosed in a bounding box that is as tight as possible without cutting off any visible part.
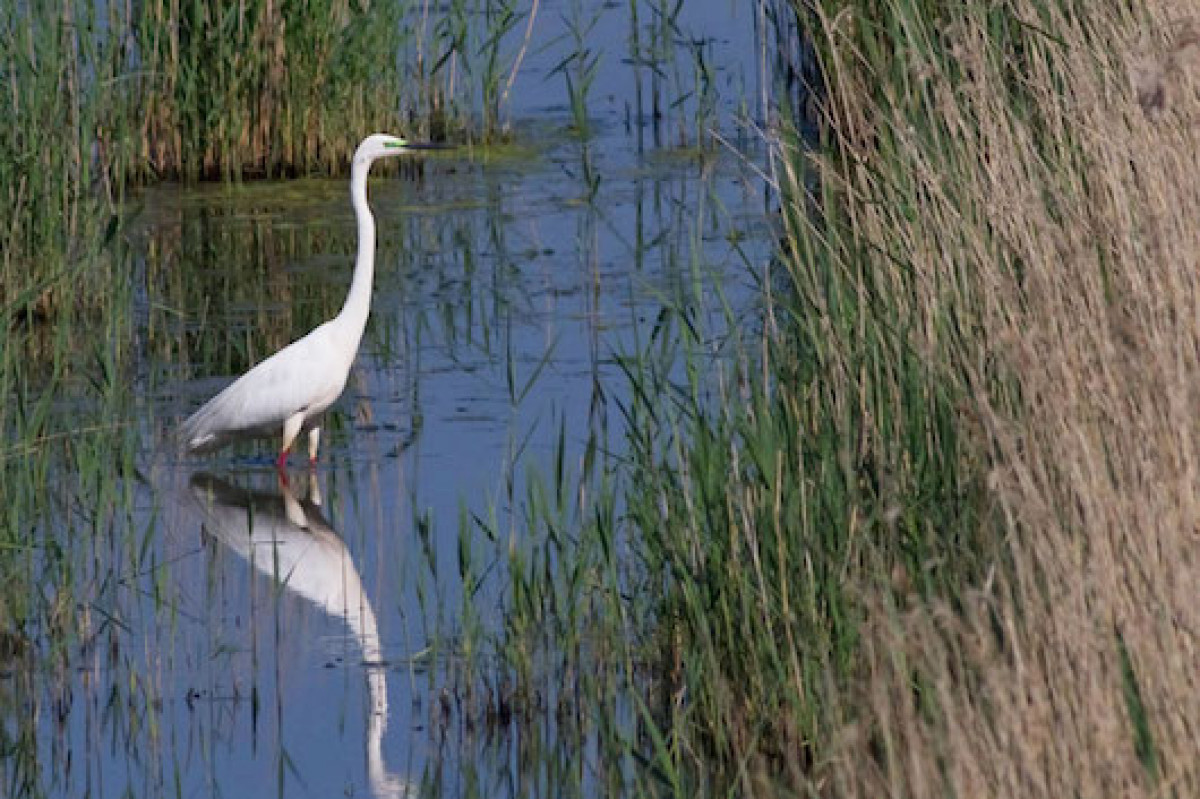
[307,426,321,466]
[278,473,309,528]
[277,412,304,472]
[305,470,323,507]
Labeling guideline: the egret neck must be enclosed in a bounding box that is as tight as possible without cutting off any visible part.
[337,154,379,353]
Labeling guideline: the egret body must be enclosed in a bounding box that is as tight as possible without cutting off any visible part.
[181,134,438,469]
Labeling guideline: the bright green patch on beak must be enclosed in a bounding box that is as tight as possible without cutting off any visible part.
[384,138,408,149]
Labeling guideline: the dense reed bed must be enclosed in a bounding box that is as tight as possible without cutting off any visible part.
[495,0,1200,795]
[0,0,548,318]
[800,1,1200,794]
[1,1,391,324]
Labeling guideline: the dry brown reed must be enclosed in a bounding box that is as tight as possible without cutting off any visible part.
[791,0,1200,795]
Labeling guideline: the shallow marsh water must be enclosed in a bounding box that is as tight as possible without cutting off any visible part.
[13,3,782,796]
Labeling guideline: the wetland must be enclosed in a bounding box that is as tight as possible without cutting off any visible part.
[10,1,1194,797]
[4,2,780,795]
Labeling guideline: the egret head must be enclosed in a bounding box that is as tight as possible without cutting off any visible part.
[353,133,449,168]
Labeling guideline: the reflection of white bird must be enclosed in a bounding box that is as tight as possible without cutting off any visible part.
[189,471,417,799]
[181,134,447,470]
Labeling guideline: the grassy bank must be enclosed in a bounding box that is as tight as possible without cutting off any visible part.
[0,0,550,318]
[2,0,399,322]
[493,0,1200,795]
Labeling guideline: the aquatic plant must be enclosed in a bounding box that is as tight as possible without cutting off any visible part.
[130,0,408,181]
[491,0,1200,795]
[0,0,551,311]
[787,1,1200,794]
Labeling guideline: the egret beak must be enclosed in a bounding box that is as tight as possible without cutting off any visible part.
[399,142,454,151]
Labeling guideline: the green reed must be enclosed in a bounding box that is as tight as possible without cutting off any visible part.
[1,0,548,313]
[471,1,1008,793]
[123,0,420,182]
[1,1,123,319]
[555,0,603,142]
[404,0,540,143]
[0,228,146,795]
[483,0,1200,794]
[483,153,986,793]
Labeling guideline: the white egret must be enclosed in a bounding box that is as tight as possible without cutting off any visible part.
[181,133,445,470]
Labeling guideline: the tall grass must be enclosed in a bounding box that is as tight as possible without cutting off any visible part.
[794,1,1200,794]
[490,0,1200,795]
[1,0,546,313]
[131,0,408,181]
[0,236,141,795]
[402,0,539,143]
[0,2,126,318]
[0,0,405,322]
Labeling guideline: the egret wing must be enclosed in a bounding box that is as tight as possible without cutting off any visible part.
[181,323,349,451]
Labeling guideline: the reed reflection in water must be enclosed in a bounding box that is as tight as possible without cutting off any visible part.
[189,471,416,799]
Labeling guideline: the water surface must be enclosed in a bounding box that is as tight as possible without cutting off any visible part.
[25,4,780,796]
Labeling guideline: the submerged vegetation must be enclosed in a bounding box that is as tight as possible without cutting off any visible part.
[3,0,1200,795]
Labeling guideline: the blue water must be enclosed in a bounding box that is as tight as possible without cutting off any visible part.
[37,3,780,796]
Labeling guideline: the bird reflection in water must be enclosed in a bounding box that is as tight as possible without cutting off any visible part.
[189,471,415,799]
